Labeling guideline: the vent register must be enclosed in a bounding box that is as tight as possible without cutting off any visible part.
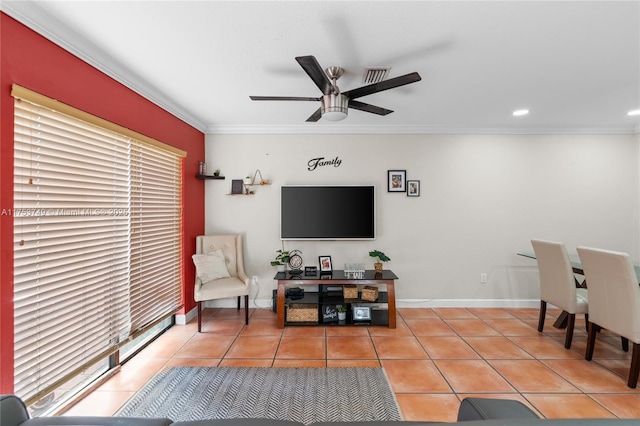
[362,67,391,84]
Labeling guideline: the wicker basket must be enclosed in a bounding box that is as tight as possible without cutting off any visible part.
[343,284,358,299]
[286,303,318,323]
[361,285,379,302]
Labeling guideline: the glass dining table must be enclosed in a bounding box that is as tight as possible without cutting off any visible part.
[517,252,640,328]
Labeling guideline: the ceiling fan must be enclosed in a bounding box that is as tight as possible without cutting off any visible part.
[250,55,422,122]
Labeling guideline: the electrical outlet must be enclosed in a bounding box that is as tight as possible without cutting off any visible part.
[252,276,258,286]
[480,273,487,283]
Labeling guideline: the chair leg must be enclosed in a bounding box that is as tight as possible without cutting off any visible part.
[622,337,629,352]
[584,313,589,331]
[537,300,547,332]
[628,343,639,388]
[585,321,597,361]
[564,313,575,349]
[244,295,249,325]
[197,301,202,333]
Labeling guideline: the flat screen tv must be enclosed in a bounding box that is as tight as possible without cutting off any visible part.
[280,185,375,240]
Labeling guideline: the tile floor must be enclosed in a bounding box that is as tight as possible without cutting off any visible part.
[64,307,640,422]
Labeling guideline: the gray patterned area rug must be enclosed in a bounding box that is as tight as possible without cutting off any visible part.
[116,367,402,424]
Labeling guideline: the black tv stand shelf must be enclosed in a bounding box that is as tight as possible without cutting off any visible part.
[274,270,398,329]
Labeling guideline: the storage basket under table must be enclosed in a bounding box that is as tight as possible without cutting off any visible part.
[286,303,318,323]
[361,285,379,302]
[343,284,358,299]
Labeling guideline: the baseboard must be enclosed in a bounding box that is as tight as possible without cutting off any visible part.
[395,299,540,308]
[175,306,197,325]
[174,298,540,325]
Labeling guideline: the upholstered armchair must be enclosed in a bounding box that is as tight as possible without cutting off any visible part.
[193,235,250,332]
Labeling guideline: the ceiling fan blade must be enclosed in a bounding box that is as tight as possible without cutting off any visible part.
[348,100,394,116]
[295,55,336,95]
[344,72,422,100]
[250,96,320,101]
[305,108,322,122]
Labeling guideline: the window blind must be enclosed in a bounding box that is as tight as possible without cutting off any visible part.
[129,141,183,332]
[12,86,183,404]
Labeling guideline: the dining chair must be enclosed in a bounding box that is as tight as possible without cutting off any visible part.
[531,239,588,349]
[576,246,640,388]
[193,234,250,332]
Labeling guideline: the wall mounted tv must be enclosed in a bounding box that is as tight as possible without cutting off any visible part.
[280,185,375,240]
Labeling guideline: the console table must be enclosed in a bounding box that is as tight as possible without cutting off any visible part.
[274,269,398,329]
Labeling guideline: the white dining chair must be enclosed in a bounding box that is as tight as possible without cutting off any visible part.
[531,239,588,349]
[576,246,640,388]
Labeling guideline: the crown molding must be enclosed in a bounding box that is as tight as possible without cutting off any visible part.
[205,124,638,135]
[1,0,208,132]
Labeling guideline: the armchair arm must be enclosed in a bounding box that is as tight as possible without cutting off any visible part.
[1,395,30,426]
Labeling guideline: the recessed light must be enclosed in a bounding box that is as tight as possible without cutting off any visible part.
[513,109,529,117]
[627,109,640,116]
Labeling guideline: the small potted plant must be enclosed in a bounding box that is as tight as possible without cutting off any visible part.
[270,249,290,272]
[213,168,220,177]
[337,305,347,321]
[369,250,390,273]
[244,175,252,185]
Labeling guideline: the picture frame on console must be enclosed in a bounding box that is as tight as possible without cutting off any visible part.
[387,170,406,192]
[407,180,420,197]
[319,255,332,273]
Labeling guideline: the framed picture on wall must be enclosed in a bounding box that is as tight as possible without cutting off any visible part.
[388,170,406,192]
[407,180,420,197]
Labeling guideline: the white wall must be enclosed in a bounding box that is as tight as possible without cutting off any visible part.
[203,133,639,308]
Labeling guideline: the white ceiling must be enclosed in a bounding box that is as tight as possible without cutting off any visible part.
[4,1,640,135]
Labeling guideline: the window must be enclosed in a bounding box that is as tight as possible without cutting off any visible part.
[12,85,184,405]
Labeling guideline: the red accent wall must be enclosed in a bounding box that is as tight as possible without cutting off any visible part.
[0,13,205,393]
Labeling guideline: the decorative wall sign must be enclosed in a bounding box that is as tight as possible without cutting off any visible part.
[308,156,342,171]
[231,179,244,194]
[407,180,420,197]
[387,170,406,192]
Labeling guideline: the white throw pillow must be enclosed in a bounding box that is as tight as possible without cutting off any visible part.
[192,249,230,282]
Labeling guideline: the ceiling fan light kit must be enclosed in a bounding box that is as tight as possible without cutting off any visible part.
[250,55,421,123]
[321,94,348,121]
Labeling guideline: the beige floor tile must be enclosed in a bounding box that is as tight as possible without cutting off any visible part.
[371,336,428,359]
[404,318,456,336]
[326,359,381,367]
[542,359,640,393]
[464,336,534,359]
[62,390,135,417]
[445,319,502,337]
[218,359,274,367]
[483,318,540,336]
[397,308,438,319]
[381,359,451,393]
[225,335,280,359]
[524,394,616,418]
[488,359,579,393]
[434,359,515,393]
[417,336,481,359]
[395,394,461,422]
[326,336,377,359]
[433,307,477,319]
[508,335,583,359]
[275,336,325,359]
[173,334,235,358]
[590,393,640,418]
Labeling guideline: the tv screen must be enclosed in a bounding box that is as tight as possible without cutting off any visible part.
[281,185,375,240]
